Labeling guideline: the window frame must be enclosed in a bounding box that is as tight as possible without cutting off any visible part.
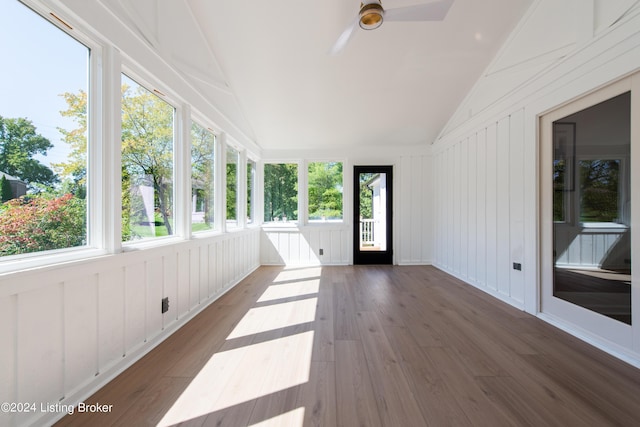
[246,156,257,226]
[306,160,345,224]
[262,160,301,225]
[575,154,630,228]
[119,69,180,248]
[223,138,241,230]
[0,1,108,273]
[190,119,219,235]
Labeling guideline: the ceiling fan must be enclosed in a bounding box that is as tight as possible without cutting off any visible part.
[330,0,454,54]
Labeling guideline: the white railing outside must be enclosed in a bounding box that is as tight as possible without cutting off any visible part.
[360,219,375,246]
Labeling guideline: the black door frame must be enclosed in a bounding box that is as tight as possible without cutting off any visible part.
[353,165,393,265]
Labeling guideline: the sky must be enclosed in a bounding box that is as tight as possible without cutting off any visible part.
[0,0,88,169]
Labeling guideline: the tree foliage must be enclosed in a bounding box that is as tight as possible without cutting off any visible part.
[0,115,57,187]
[121,82,174,238]
[0,193,85,255]
[579,159,620,222]
[264,163,298,221]
[358,173,375,219]
[191,123,216,228]
[54,90,87,194]
[1,175,12,202]
[226,150,237,222]
[308,162,342,220]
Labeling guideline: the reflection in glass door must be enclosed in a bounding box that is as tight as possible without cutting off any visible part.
[552,92,631,324]
[354,166,392,264]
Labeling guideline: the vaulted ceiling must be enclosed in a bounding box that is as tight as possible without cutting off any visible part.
[98,0,534,151]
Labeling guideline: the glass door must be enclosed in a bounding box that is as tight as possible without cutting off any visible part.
[541,75,639,349]
[353,166,393,264]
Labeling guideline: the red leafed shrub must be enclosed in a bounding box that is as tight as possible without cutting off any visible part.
[0,193,86,256]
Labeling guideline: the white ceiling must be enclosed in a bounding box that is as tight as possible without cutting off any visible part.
[101,0,534,151]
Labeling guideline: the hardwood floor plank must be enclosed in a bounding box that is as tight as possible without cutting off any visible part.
[474,376,561,427]
[423,347,516,426]
[335,340,382,427]
[356,310,427,426]
[311,271,335,362]
[383,326,473,427]
[333,279,360,341]
[295,362,337,427]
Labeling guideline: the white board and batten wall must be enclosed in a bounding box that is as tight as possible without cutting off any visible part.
[0,230,260,427]
[432,0,640,364]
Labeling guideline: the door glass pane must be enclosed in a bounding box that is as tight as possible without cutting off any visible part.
[358,172,387,251]
[552,92,631,324]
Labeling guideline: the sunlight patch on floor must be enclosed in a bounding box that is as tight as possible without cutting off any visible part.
[271,267,323,283]
[227,297,318,339]
[249,407,305,427]
[157,331,314,426]
[257,278,320,302]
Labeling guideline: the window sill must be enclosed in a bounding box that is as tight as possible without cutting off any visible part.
[0,247,109,277]
[122,235,185,252]
[580,222,629,231]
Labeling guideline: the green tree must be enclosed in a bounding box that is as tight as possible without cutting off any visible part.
[264,163,298,221]
[358,173,375,219]
[0,116,57,187]
[226,160,237,221]
[308,162,343,220]
[121,83,174,237]
[191,124,215,227]
[54,90,87,197]
[579,159,620,222]
[0,175,12,202]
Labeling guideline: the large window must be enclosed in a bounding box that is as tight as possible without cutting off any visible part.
[0,1,89,257]
[121,74,175,241]
[226,146,238,227]
[247,158,256,224]
[308,161,343,221]
[191,122,216,232]
[264,163,298,222]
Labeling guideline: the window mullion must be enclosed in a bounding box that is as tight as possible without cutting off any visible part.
[176,105,192,239]
[103,45,122,253]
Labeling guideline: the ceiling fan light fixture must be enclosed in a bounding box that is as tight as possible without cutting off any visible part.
[359,2,384,30]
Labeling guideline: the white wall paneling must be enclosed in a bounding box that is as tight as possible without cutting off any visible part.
[260,226,348,266]
[433,0,640,365]
[398,155,432,265]
[0,229,260,427]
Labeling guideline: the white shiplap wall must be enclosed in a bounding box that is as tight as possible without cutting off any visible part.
[0,229,260,427]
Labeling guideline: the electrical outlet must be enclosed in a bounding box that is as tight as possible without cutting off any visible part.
[319,248,324,256]
[161,297,169,313]
[513,262,522,271]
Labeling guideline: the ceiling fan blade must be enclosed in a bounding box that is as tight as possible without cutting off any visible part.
[384,0,454,22]
[329,18,358,55]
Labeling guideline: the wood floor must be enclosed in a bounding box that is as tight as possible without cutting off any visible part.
[56,265,640,426]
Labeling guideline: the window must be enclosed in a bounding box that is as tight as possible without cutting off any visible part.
[121,74,175,241]
[226,146,238,227]
[0,2,89,257]
[191,122,216,232]
[308,161,343,221]
[247,158,256,224]
[578,159,622,224]
[264,163,298,222]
